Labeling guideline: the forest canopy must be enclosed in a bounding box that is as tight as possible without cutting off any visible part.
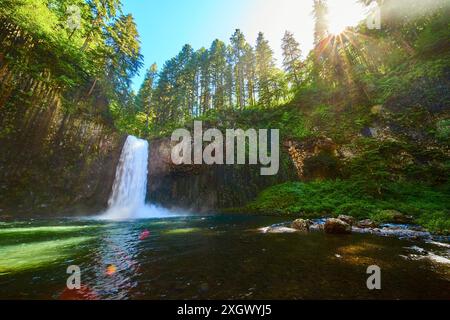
[129,0,450,138]
[0,0,143,123]
[1,0,449,137]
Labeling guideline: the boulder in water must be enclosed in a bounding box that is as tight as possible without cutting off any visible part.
[291,219,312,232]
[337,215,355,226]
[324,218,352,234]
[357,219,378,228]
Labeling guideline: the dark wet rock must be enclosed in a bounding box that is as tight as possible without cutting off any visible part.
[149,138,296,212]
[324,218,352,234]
[337,215,355,226]
[0,121,125,216]
[262,217,445,243]
[357,219,378,228]
[285,137,339,181]
[310,223,324,232]
[402,245,450,265]
[425,240,450,248]
[291,219,312,232]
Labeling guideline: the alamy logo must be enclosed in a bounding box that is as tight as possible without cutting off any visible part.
[66,265,81,290]
[366,265,381,290]
[171,121,279,176]
[366,2,381,30]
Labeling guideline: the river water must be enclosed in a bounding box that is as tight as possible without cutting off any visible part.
[0,214,449,299]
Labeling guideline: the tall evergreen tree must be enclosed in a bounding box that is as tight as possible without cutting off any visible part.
[242,44,257,106]
[209,39,227,110]
[281,31,303,86]
[225,45,235,109]
[83,0,122,51]
[230,29,247,109]
[105,14,143,104]
[198,47,211,115]
[175,44,196,119]
[255,32,276,107]
[136,63,158,132]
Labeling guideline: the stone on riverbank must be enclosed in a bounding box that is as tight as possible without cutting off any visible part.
[357,219,378,228]
[324,218,352,234]
[337,215,355,226]
[291,219,312,232]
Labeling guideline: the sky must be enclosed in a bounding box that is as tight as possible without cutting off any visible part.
[122,0,368,91]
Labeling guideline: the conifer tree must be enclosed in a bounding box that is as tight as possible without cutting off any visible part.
[281,31,303,86]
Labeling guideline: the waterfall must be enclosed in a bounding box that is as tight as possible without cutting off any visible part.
[102,135,181,220]
[104,135,149,220]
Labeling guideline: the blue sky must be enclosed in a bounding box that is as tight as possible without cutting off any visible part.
[122,0,366,91]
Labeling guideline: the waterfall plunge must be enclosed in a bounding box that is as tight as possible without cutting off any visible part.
[103,135,175,220]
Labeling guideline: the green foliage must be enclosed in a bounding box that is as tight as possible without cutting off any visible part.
[1,0,143,127]
[435,119,450,141]
[370,210,405,224]
[417,211,450,234]
[245,180,450,233]
[133,29,293,136]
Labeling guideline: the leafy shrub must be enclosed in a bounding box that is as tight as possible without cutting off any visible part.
[417,211,450,235]
[245,180,450,234]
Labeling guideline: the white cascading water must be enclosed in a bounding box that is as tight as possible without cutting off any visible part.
[103,135,175,220]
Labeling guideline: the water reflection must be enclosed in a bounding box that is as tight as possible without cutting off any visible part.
[90,223,141,299]
[1,215,449,299]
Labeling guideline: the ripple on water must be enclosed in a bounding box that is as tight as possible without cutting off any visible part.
[0,215,449,299]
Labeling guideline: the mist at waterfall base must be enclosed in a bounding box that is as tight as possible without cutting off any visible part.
[100,135,182,221]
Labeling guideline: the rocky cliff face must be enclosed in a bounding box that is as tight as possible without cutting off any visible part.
[285,137,340,181]
[147,138,297,212]
[0,100,125,216]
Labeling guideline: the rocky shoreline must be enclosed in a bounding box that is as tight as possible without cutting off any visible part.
[259,215,450,243]
[259,215,450,266]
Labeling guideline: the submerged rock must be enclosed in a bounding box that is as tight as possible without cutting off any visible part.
[425,240,450,248]
[291,219,312,232]
[402,246,450,265]
[324,219,352,234]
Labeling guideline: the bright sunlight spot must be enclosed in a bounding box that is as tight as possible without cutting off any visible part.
[327,0,366,35]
